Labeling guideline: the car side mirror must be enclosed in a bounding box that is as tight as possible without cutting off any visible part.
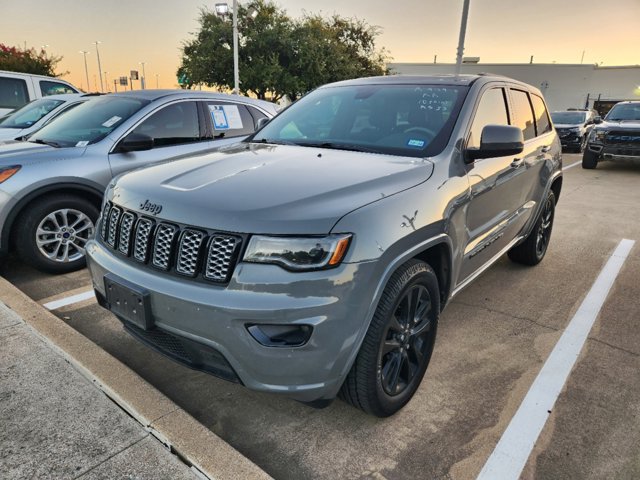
[117,133,154,153]
[465,125,524,163]
[255,117,270,130]
[593,116,602,124]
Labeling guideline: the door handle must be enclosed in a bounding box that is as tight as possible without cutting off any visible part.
[511,158,523,167]
[541,145,551,153]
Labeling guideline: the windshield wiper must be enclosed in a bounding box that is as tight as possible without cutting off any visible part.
[299,141,381,154]
[29,138,62,148]
[253,138,298,146]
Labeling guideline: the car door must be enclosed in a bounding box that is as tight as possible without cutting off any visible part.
[107,100,209,177]
[458,85,533,282]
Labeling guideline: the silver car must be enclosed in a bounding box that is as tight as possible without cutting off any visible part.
[86,75,562,416]
[0,93,92,142]
[0,90,277,273]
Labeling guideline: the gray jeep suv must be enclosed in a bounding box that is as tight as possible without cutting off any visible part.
[86,75,562,417]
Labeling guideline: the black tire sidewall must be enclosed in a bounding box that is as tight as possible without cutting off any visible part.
[15,195,99,273]
[369,261,440,415]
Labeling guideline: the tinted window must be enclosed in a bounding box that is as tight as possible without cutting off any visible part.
[30,96,149,147]
[40,81,77,96]
[132,101,200,147]
[606,103,640,121]
[207,102,255,137]
[510,89,536,141]
[467,88,509,149]
[0,98,64,128]
[0,77,29,109]
[550,111,587,125]
[253,84,468,158]
[530,95,551,135]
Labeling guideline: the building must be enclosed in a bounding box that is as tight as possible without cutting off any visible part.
[388,62,640,114]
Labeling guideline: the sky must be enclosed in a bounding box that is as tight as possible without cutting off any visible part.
[1,0,639,92]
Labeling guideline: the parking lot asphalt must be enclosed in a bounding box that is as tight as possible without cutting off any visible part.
[2,153,639,480]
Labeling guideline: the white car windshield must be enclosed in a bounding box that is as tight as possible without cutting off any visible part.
[0,98,64,129]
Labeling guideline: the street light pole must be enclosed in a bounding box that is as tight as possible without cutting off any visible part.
[155,73,159,89]
[79,50,90,92]
[93,41,104,92]
[232,0,239,94]
[139,62,147,90]
[454,0,471,76]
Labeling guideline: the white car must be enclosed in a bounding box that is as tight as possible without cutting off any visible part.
[0,94,92,142]
[0,70,80,117]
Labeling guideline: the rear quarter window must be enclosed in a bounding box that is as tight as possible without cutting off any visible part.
[0,77,29,109]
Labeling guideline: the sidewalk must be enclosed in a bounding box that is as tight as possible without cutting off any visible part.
[0,277,271,480]
[0,301,197,479]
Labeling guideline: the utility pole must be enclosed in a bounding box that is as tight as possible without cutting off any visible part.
[454,0,471,76]
[232,0,239,94]
[139,62,147,90]
[581,50,585,64]
[93,41,104,92]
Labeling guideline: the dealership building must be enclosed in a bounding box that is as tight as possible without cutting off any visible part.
[388,62,640,114]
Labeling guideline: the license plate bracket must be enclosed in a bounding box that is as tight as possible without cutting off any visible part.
[104,273,153,330]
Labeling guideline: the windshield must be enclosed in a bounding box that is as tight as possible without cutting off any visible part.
[0,98,64,129]
[251,83,468,158]
[605,103,640,121]
[551,112,586,125]
[29,96,150,147]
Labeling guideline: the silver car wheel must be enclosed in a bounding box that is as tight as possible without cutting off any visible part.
[35,208,95,263]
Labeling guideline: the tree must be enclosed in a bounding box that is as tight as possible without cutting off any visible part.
[177,1,390,100]
[0,44,64,77]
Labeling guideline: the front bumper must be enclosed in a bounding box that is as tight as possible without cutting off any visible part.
[587,143,640,161]
[86,239,379,402]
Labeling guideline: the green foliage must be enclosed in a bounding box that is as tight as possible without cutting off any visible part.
[177,1,390,100]
[0,44,64,77]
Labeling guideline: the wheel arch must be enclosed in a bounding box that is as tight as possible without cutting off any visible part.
[550,174,562,204]
[3,183,104,254]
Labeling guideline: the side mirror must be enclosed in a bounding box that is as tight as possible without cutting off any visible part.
[117,133,154,153]
[593,116,602,124]
[465,125,524,163]
[255,117,270,130]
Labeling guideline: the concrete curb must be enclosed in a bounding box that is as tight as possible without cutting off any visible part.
[0,277,272,480]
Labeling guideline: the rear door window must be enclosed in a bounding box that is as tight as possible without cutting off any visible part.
[510,89,536,141]
[39,80,78,96]
[206,102,256,138]
[0,77,29,109]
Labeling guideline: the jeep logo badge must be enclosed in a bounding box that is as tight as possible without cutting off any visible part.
[139,199,163,215]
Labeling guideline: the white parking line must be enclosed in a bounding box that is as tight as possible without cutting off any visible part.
[563,160,581,170]
[477,238,635,480]
[43,290,95,311]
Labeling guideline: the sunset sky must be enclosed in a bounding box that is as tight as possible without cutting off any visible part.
[2,0,639,92]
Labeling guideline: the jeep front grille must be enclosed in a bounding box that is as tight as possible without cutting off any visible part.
[99,202,241,283]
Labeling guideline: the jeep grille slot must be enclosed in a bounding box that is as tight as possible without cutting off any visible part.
[98,202,241,282]
[176,229,205,276]
[106,206,121,248]
[134,218,154,262]
[152,224,178,270]
[205,236,238,282]
[118,212,136,256]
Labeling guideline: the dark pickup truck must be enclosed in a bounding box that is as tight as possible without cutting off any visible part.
[583,101,640,169]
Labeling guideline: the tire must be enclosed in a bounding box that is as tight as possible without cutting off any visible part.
[339,259,440,417]
[582,148,598,169]
[15,194,99,274]
[508,191,556,266]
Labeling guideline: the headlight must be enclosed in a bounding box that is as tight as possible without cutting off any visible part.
[590,130,606,142]
[243,234,352,271]
[0,165,21,183]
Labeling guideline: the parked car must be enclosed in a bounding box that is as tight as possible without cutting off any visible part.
[0,90,278,273]
[0,93,95,142]
[582,101,640,169]
[550,109,598,152]
[86,75,562,416]
[0,70,79,117]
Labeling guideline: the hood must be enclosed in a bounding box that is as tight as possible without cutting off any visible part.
[111,143,434,234]
[0,128,26,142]
[600,119,640,130]
[0,141,86,165]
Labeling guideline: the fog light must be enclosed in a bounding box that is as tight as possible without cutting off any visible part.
[246,324,313,347]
